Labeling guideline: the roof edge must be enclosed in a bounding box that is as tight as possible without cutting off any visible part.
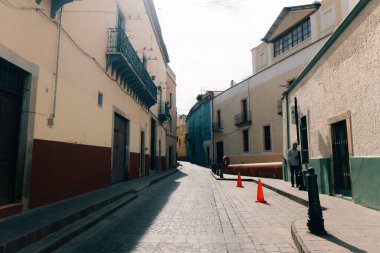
[283,0,370,97]
[262,2,321,43]
[144,0,170,63]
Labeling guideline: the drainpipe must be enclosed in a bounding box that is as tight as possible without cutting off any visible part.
[48,7,63,127]
[285,94,290,150]
[211,94,214,164]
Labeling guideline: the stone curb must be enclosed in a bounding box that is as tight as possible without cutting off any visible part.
[211,171,327,210]
[0,168,180,253]
[291,220,311,253]
[17,194,138,253]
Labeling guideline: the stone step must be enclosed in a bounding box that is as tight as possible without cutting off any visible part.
[17,194,138,253]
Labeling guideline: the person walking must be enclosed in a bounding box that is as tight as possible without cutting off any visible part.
[287,142,300,187]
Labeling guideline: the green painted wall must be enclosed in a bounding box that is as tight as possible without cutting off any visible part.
[350,157,380,211]
[309,158,332,195]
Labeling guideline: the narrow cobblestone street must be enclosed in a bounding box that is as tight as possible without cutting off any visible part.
[53,162,307,253]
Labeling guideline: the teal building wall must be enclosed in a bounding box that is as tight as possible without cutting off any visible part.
[350,157,380,210]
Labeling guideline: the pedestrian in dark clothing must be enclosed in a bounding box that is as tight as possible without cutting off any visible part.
[287,142,300,187]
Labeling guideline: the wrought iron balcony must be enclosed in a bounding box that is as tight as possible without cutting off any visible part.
[234,111,252,127]
[106,28,157,108]
[158,102,171,123]
[212,121,223,132]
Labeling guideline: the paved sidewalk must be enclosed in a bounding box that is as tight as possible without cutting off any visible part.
[212,171,380,252]
[0,167,179,253]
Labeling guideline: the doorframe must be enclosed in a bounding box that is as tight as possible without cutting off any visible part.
[0,44,39,210]
[327,110,354,196]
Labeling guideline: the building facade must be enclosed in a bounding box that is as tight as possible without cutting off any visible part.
[283,0,379,210]
[176,115,187,161]
[163,66,177,168]
[186,91,219,166]
[212,0,358,165]
[0,0,175,217]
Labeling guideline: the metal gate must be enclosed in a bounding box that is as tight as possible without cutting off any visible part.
[112,114,129,183]
[331,120,351,197]
[0,58,25,204]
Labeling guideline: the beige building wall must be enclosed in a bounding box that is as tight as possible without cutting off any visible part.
[214,0,358,165]
[165,66,177,167]
[283,0,380,209]
[0,0,167,153]
[286,1,380,158]
[0,0,172,211]
[252,0,359,75]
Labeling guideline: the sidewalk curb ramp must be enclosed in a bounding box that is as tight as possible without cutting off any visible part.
[0,168,179,253]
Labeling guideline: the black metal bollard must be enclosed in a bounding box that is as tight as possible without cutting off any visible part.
[307,168,326,235]
[298,167,306,191]
[212,163,216,174]
[220,163,224,179]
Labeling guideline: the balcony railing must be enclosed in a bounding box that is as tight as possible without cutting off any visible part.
[158,101,171,123]
[234,111,252,127]
[212,121,223,132]
[106,28,157,108]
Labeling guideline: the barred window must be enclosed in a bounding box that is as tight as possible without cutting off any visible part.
[273,18,311,57]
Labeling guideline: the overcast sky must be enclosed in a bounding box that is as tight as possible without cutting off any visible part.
[154,0,313,115]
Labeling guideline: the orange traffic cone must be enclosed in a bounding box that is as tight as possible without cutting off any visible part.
[236,171,243,188]
[256,178,267,203]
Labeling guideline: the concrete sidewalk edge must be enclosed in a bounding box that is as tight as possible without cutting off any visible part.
[0,167,180,253]
[291,220,310,253]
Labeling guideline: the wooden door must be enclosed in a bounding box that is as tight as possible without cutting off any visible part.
[0,58,24,204]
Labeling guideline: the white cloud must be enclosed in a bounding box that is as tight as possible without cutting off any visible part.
[155,0,313,114]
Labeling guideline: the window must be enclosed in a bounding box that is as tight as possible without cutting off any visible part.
[273,18,311,57]
[300,116,309,163]
[242,99,248,122]
[263,125,271,151]
[243,129,249,152]
[97,92,103,107]
[169,92,172,108]
[217,110,221,128]
[178,138,181,146]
